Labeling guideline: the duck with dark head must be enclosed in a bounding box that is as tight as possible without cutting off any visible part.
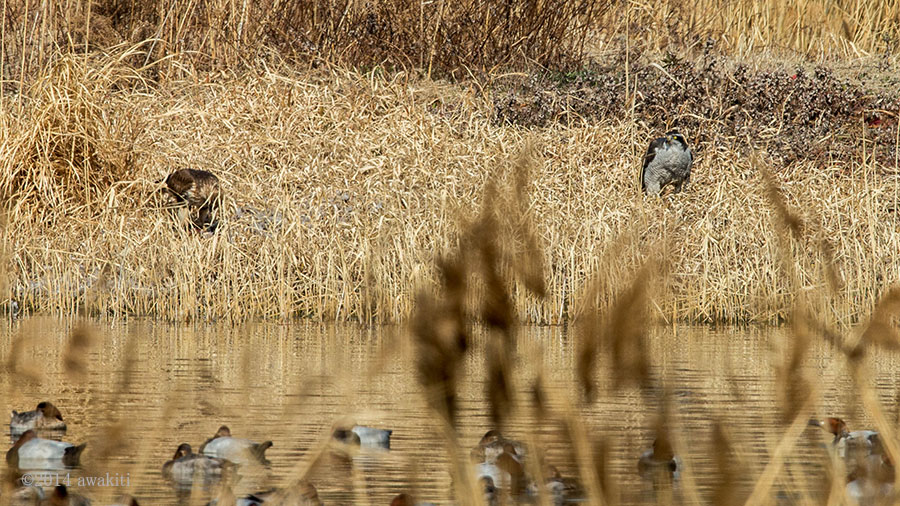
[160,169,223,232]
[10,401,67,436]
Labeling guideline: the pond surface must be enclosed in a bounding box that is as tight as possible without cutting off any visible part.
[1,319,899,505]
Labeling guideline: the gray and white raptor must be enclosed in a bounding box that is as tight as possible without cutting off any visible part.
[641,130,693,195]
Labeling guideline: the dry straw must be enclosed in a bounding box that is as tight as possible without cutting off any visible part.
[1,51,899,324]
[1,1,899,326]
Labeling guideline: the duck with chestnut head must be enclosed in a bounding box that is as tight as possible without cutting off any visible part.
[10,402,67,436]
[162,443,233,491]
[638,437,681,481]
[809,417,879,460]
[811,417,895,503]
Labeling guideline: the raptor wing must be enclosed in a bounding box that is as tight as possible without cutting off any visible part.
[164,170,197,202]
[643,138,665,171]
[641,137,665,190]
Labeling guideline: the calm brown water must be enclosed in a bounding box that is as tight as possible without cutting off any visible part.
[1,318,899,505]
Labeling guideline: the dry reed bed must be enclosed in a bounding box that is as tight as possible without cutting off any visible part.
[612,0,900,57]
[3,0,900,83]
[1,53,899,323]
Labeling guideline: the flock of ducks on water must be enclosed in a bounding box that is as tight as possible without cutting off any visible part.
[160,130,694,233]
[637,417,896,503]
[808,417,895,503]
[3,401,896,504]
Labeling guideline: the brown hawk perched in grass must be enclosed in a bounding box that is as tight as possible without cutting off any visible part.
[161,169,223,232]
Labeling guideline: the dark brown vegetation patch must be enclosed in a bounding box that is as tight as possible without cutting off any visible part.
[494,46,900,170]
[1,0,600,81]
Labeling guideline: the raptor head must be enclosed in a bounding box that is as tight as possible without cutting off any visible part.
[666,130,688,149]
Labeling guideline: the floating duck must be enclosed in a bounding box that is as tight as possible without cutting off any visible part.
[471,430,526,464]
[638,438,681,481]
[199,425,272,465]
[809,417,880,460]
[810,417,895,502]
[470,430,583,503]
[6,430,86,469]
[10,402,67,435]
[331,425,391,450]
[544,464,586,505]
[161,443,232,490]
[349,426,392,449]
[475,441,529,496]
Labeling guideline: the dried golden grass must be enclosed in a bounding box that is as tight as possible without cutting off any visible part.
[594,0,900,58]
[0,0,603,83]
[2,55,899,505]
[0,51,898,325]
[3,0,899,92]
